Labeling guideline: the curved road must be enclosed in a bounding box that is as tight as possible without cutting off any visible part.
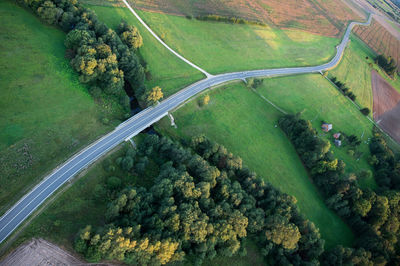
[0,15,371,244]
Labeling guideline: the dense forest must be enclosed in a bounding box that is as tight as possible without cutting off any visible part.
[16,0,158,109]
[75,135,325,265]
[279,114,400,265]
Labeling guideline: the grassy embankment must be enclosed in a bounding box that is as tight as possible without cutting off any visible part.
[133,9,339,74]
[157,79,355,249]
[0,1,123,214]
[88,5,204,97]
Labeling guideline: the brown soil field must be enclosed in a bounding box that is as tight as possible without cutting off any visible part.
[378,103,400,143]
[371,70,400,143]
[0,238,107,266]
[126,0,361,37]
[355,19,400,71]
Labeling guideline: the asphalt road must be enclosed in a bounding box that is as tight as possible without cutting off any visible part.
[0,15,371,244]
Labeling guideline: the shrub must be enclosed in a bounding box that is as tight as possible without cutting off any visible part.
[360,108,370,116]
[199,94,210,106]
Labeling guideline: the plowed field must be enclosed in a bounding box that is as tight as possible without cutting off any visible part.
[127,0,361,37]
[0,238,86,265]
[355,19,400,72]
[371,70,400,143]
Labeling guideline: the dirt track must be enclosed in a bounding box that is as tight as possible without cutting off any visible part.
[371,70,400,143]
[0,238,102,266]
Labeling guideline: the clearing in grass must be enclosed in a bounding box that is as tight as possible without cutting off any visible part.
[132,9,339,74]
[87,5,204,97]
[0,1,124,213]
[157,82,354,249]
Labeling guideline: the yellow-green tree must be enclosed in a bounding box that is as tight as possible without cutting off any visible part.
[146,86,163,105]
[201,95,210,106]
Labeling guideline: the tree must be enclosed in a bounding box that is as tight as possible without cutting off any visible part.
[199,95,210,106]
[117,21,143,49]
[360,107,371,116]
[37,1,63,25]
[146,86,163,105]
[121,156,134,171]
[265,216,301,250]
[376,55,397,76]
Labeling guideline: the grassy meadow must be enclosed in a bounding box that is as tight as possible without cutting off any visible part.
[330,35,375,111]
[88,5,204,97]
[256,74,377,189]
[331,34,400,110]
[0,1,121,213]
[133,9,339,74]
[157,81,355,249]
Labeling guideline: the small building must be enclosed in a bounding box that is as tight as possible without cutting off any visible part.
[333,133,341,139]
[335,139,342,147]
[322,123,333,132]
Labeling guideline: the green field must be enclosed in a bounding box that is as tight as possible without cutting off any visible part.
[158,81,355,249]
[330,35,375,111]
[257,74,377,189]
[133,9,339,74]
[88,5,204,97]
[0,1,119,213]
[330,34,400,111]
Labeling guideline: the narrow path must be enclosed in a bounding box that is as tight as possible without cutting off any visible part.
[121,0,212,78]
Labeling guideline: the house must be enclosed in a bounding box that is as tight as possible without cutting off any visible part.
[322,123,333,132]
[333,133,341,139]
[335,139,342,147]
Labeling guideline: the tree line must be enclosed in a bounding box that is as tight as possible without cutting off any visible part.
[279,114,400,265]
[329,77,357,102]
[17,0,161,109]
[369,131,400,190]
[194,14,267,27]
[329,76,371,116]
[75,134,324,265]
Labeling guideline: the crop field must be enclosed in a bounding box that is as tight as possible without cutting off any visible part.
[124,0,361,37]
[372,70,400,118]
[132,9,339,75]
[355,19,400,72]
[367,0,400,21]
[88,5,204,97]
[158,81,355,249]
[371,70,400,143]
[0,1,121,213]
